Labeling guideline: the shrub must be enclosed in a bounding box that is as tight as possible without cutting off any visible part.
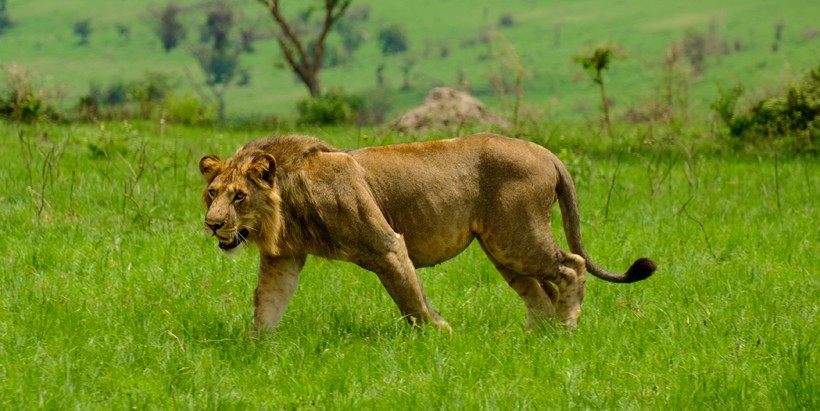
[163,92,217,125]
[0,0,11,34]
[128,72,175,118]
[713,64,819,152]
[153,3,187,52]
[377,25,409,56]
[335,19,366,56]
[295,89,363,126]
[498,13,515,28]
[357,87,395,125]
[73,19,92,46]
[77,74,219,125]
[0,64,57,123]
[730,86,818,144]
[674,26,731,76]
[681,30,707,75]
[78,80,141,120]
[710,84,744,126]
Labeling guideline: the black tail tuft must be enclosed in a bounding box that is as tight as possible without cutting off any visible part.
[624,258,657,283]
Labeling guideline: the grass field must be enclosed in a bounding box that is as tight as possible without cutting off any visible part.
[0,121,816,409]
[1,0,819,121]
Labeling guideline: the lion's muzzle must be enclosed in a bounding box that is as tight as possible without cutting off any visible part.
[206,221,224,234]
[217,228,249,250]
[204,217,249,251]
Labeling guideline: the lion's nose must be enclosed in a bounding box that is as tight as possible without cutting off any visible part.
[206,221,224,233]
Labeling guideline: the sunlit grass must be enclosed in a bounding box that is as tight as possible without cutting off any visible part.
[0,121,816,409]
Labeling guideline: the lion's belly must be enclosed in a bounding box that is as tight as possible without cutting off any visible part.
[379,189,478,268]
[402,224,475,268]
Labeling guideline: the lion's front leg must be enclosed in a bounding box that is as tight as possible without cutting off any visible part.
[353,233,451,332]
[253,254,306,333]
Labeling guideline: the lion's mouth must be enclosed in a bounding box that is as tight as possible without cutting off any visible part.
[218,228,249,250]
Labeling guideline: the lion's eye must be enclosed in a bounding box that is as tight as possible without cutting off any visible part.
[208,189,217,199]
[234,192,246,202]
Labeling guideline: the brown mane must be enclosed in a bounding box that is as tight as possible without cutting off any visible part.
[239,135,339,257]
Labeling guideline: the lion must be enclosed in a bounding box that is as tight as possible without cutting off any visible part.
[198,133,656,333]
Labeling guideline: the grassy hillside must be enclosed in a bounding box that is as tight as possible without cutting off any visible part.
[1,0,819,122]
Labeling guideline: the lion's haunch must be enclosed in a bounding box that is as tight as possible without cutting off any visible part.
[198,133,656,333]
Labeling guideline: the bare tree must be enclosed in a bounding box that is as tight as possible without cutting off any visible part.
[257,0,351,97]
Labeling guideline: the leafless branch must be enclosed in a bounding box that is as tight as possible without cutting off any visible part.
[257,0,351,96]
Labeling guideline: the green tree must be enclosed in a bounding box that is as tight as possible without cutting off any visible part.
[377,24,409,56]
[153,2,187,52]
[0,0,12,34]
[189,1,249,120]
[335,18,365,57]
[73,19,92,46]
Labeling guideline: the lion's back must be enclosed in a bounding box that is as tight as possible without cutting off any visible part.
[350,133,559,267]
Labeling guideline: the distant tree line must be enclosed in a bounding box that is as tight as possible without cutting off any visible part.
[2,0,816,148]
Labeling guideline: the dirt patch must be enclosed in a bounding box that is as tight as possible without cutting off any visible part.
[388,87,509,134]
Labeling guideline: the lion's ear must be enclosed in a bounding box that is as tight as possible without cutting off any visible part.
[199,155,223,183]
[247,153,277,186]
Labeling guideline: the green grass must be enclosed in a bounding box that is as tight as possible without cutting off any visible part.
[1,0,819,121]
[0,121,816,409]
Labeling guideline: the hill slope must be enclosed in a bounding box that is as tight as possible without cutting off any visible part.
[1,0,818,122]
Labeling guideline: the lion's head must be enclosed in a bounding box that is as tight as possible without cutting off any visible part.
[198,150,282,255]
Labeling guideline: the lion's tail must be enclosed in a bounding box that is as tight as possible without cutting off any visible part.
[552,154,656,283]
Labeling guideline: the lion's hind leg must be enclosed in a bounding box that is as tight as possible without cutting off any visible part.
[548,252,586,329]
[478,235,586,330]
[480,250,557,331]
[504,269,558,331]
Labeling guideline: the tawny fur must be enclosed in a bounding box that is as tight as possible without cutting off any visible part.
[199,133,656,332]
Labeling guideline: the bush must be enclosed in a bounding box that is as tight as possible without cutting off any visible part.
[357,87,395,125]
[710,84,744,126]
[73,19,92,46]
[163,92,217,125]
[295,89,363,126]
[0,6,11,34]
[153,3,187,52]
[77,73,175,121]
[76,74,215,126]
[78,81,133,119]
[0,64,57,123]
[127,72,174,118]
[498,13,515,28]
[713,64,819,152]
[377,25,409,56]
[731,87,818,137]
